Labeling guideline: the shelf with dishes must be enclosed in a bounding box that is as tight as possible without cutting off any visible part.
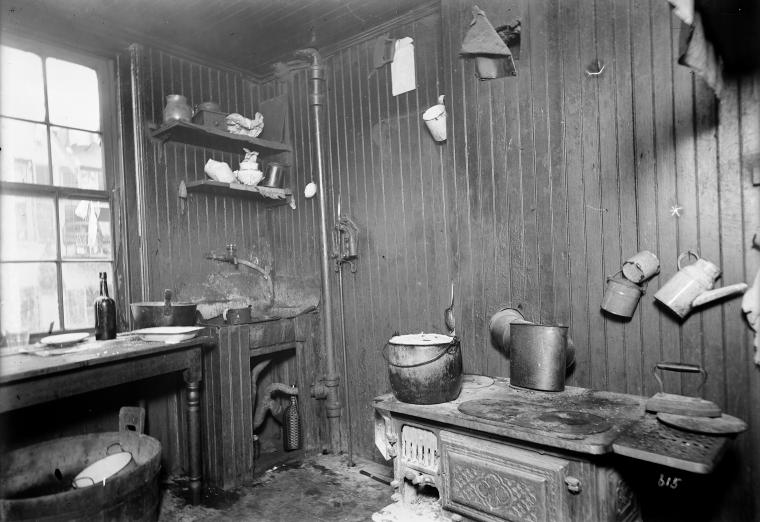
[178,180,293,206]
[150,120,291,155]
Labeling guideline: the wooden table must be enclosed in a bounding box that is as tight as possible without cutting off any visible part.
[0,334,213,504]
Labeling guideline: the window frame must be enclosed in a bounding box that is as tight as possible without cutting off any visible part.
[0,33,122,339]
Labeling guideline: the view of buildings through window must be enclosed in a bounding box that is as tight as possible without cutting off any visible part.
[0,42,114,336]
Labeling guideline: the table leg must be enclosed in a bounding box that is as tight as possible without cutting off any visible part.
[186,379,202,505]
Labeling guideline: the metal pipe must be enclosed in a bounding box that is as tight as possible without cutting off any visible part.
[295,47,342,455]
[337,265,354,466]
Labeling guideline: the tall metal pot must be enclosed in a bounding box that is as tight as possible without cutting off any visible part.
[510,323,568,392]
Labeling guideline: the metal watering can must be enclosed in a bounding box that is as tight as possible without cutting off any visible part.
[654,250,748,318]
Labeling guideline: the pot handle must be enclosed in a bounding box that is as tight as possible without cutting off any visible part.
[653,361,707,393]
[163,289,173,316]
[381,338,460,368]
[677,250,700,270]
[606,270,623,282]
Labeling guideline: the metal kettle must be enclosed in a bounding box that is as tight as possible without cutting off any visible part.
[654,250,747,318]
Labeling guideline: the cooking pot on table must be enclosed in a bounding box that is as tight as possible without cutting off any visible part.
[130,289,197,329]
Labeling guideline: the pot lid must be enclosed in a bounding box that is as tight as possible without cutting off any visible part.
[389,333,453,345]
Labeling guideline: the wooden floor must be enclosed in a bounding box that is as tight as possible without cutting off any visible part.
[158,454,392,522]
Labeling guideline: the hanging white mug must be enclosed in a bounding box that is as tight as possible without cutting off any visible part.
[422,95,447,142]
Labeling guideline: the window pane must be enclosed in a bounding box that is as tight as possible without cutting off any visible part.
[0,118,52,184]
[50,126,104,189]
[0,262,59,333]
[46,57,100,131]
[0,194,56,260]
[0,46,45,121]
[62,262,112,329]
[59,199,112,259]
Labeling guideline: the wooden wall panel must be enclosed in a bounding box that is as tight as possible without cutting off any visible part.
[264,1,760,519]
[125,46,329,477]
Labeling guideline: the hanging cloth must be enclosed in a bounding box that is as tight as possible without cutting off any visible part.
[667,0,723,97]
[460,6,516,78]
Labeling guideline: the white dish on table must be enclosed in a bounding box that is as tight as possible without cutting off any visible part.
[131,326,205,343]
[40,332,90,348]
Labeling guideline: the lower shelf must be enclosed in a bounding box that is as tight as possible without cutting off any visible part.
[180,179,292,205]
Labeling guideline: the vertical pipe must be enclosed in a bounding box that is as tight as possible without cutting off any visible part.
[337,266,354,465]
[297,48,342,454]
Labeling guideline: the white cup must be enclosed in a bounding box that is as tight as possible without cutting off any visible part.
[423,95,447,142]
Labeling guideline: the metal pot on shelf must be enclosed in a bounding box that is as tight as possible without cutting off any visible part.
[260,162,286,188]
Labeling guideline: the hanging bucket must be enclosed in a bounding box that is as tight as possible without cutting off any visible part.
[422,95,447,142]
[382,333,462,404]
[601,272,646,318]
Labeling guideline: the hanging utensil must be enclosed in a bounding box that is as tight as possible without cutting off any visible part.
[444,282,455,336]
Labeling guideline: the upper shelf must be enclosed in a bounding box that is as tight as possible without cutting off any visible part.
[150,120,291,155]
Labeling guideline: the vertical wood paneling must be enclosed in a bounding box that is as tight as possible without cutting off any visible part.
[264,2,759,518]
[128,46,332,478]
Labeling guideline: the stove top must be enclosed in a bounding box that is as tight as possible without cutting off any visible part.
[373,375,731,473]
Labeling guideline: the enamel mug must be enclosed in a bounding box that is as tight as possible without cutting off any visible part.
[622,250,660,284]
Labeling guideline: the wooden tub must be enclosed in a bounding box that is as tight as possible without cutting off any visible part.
[0,430,162,521]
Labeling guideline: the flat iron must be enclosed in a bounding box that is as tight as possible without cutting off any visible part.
[645,362,721,418]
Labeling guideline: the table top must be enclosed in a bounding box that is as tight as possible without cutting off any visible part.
[0,333,213,384]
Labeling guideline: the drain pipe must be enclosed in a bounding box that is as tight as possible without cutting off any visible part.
[296,47,341,455]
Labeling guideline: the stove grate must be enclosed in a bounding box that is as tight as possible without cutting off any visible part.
[612,414,727,474]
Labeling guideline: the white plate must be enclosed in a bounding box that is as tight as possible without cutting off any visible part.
[73,452,132,488]
[40,332,90,347]
[131,326,205,343]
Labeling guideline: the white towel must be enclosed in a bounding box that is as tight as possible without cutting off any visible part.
[741,268,760,365]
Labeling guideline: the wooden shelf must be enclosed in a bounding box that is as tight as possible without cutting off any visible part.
[182,180,292,204]
[151,120,291,155]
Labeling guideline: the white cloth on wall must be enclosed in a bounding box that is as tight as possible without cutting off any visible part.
[742,268,760,366]
[391,37,416,96]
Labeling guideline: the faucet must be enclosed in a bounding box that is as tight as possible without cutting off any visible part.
[205,244,239,265]
[205,244,275,307]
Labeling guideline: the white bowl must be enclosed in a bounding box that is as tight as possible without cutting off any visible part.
[73,452,132,488]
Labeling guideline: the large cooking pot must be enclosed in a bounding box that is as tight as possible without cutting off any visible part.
[510,323,567,392]
[383,333,463,404]
[130,289,197,329]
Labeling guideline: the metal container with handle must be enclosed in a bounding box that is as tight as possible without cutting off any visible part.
[509,323,568,391]
[130,289,197,329]
[382,333,463,404]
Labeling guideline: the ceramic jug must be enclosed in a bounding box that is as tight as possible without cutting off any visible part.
[163,94,192,123]
[654,250,748,318]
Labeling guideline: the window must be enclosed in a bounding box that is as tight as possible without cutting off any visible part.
[0,38,117,336]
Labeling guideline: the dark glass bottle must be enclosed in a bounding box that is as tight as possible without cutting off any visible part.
[94,272,117,340]
[283,392,301,451]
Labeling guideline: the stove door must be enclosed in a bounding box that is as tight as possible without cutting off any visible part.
[440,431,571,522]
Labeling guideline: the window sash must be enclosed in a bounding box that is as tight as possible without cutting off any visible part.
[0,35,118,336]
